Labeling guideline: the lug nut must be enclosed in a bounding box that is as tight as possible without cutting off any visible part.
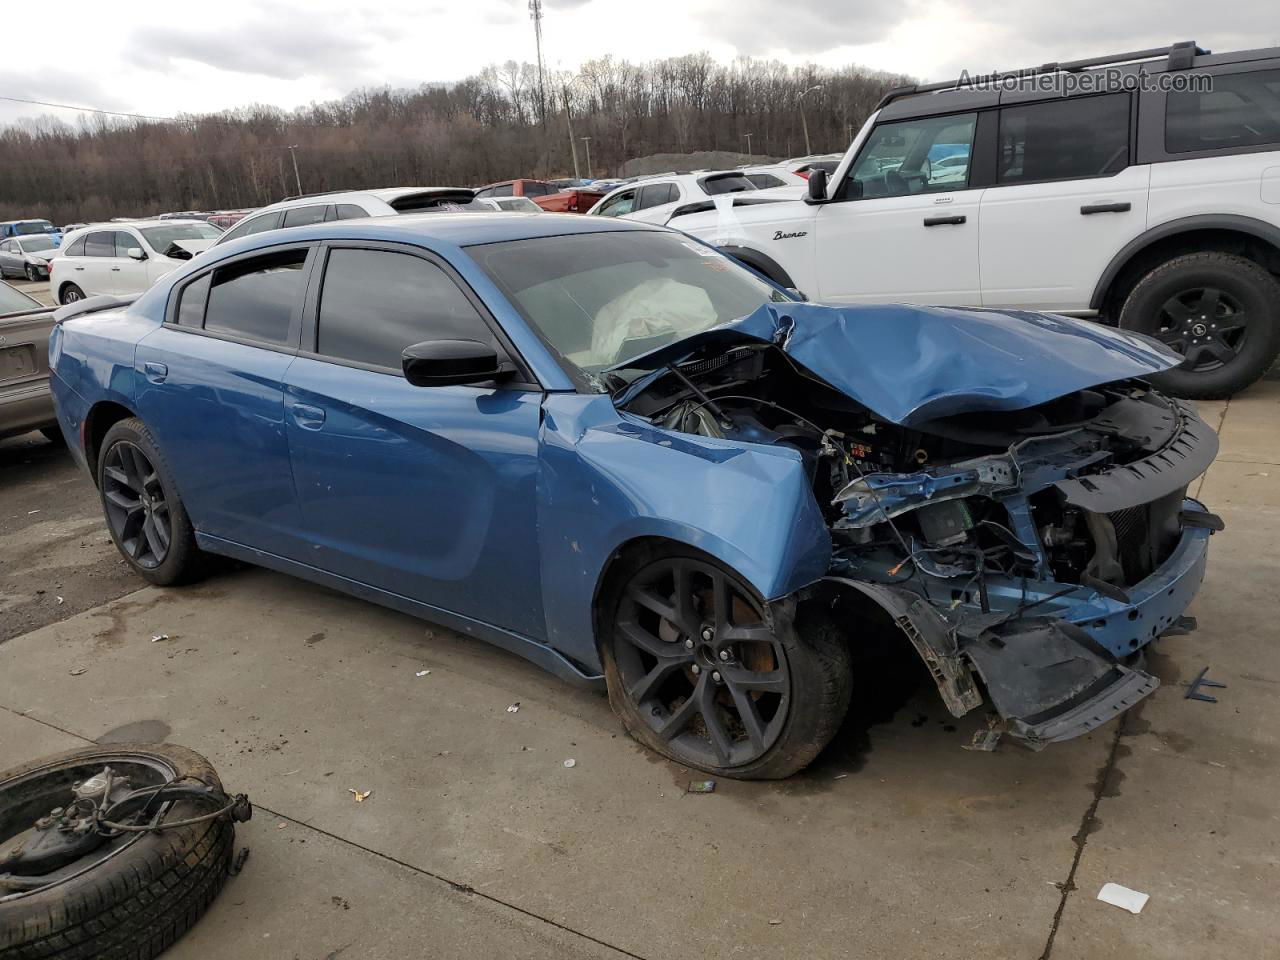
[718,649,731,661]
[691,664,701,675]
[683,638,694,650]
[711,671,722,683]
[700,627,713,641]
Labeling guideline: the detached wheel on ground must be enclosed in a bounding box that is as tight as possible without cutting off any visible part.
[0,743,244,960]
[57,285,84,306]
[97,417,205,586]
[1118,252,1280,399]
[600,545,852,779]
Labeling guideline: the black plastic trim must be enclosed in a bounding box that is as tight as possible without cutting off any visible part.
[714,245,796,288]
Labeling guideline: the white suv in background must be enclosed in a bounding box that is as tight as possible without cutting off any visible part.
[50,220,221,304]
[673,42,1280,398]
[587,171,804,225]
[211,187,482,246]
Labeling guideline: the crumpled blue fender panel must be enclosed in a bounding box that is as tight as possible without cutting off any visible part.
[617,302,1182,426]
[537,393,831,672]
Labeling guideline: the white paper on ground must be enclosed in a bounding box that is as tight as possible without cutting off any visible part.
[1097,882,1150,914]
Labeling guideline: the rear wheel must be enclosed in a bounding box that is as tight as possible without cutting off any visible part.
[58,284,84,305]
[1118,252,1280,399]
[599,545,852,779]
[96,418,204,586]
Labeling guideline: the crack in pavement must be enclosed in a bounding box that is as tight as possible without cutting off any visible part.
[0,703,651,960]
[1038,714,1128,960]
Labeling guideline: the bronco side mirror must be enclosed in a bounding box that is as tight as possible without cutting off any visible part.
[402,339,512,387]
[806,168,828,202]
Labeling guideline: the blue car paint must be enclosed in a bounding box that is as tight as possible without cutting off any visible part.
[615,301,1181,426]
[49,213,1213,696]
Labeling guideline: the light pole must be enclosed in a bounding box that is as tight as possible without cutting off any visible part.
[287,144,302,196]
[797,84,822,156]
[744,132,753,157]
[580,137,593,179]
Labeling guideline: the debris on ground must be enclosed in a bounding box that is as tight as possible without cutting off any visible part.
[768,919,783,926]
[563,758,576,768]
[687,779,716,793]
[348,789,372,803]
[832,773,849,780]
[415,670,431,677]
[56,596,64,604]
[1185,666,1227,702]
[151,634,170,643]
[1097,882,1149,914]
[507,702,521,713]
[276,821,288,830]
[69,666,87,676]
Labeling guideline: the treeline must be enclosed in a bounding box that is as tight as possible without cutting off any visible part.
[0,54,910,223]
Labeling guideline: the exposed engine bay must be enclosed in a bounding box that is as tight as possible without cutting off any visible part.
[618,339,1223,747]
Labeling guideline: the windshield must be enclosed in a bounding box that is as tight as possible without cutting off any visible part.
[15,221,54,236]
[471,230,790,378]
[0,281,41,313]
[139,223,222,247]
[18,236,56,252]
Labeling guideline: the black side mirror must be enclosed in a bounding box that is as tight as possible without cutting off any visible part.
[402,339,511,387]
[806,168,828,202]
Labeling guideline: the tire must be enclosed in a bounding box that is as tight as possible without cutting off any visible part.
[96,418,205,586]
[58,285,84,306]
[0,743,235,960]
[599,543,852,779]
[1118,252,1280,399]
[24,266,38,283]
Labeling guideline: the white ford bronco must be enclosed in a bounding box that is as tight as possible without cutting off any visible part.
[672,42,1280,398]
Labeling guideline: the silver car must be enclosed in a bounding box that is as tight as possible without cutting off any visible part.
[0,235,59,283]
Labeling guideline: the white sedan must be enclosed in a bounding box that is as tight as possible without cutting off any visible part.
[49,220,222,304]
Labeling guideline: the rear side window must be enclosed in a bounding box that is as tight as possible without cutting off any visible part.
[998,93,1130,183]
[316,249,494,370]
[84,232,115,257]
[334,204,368,220]
[282,205,330,228]
[745,173,787,189]
[219,212,283,244]
[176,275,210,326]
[492,183,515,197]
[203,249,306,345]
[522,181,552,197]
[700,174,755,195]
[1166,69,1280,153]
[63,236,86,257]
[637,183,678,209]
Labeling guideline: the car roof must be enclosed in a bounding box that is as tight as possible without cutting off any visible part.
[254,187,472,213]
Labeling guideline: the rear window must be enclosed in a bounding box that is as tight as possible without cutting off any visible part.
[1166,69,1280,153]
[203,250,306,345]
[998,93,1130,183]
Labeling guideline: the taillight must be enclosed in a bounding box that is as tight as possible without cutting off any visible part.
[796,170,811,180]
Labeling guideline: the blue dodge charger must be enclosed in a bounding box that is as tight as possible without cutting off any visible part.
[48,213,1221,778]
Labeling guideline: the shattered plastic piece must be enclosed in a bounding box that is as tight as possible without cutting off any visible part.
[687,780,716,793]
[832,774,849,780]
[563,758,576,768]
[56,596,64,605]
[507,702,521,714]
[151,634,169,643]
[276,821,288,830]
[69,667,87,676]
[348,789,372,803]
[415,670,431,677]
[1097,882,1149,914]
[963,728,1003,752]
[768,919,783,926]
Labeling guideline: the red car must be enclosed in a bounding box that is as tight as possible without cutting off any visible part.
[474,179,605,214]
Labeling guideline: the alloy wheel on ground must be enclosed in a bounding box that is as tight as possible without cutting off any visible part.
[610,557,791,770]
[101,440,171,569]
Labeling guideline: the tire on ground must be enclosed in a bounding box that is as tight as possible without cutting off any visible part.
[1118,251,1280,400]
[96,417,206,586]
[599,542,853,780]
[0,743,235,960]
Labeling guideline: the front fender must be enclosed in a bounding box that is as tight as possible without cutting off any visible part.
[537,392,831,671]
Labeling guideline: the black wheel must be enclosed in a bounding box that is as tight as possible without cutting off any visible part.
[599,545,852,779]
[97,418,204,586]
[24,266,39,283]
[58,284,84,306]
[0,743,236,960]
[1118,252,1280,399]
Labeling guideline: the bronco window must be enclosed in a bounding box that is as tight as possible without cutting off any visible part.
[316,249,494,370]
[202,250,306,345]
[1166,69,1280,153]
[845,112,977,199]
[998,93,1129,183]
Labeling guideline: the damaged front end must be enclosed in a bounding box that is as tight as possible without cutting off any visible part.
[617,303,1223,748]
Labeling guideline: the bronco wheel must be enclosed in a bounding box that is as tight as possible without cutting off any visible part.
[0,743,243,960]
[58,284,84,305]
[97,418,204,586]
[600,545,852,779]
[1119,252,1280,399]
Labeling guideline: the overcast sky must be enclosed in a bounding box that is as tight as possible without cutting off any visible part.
[1,0,1276,127]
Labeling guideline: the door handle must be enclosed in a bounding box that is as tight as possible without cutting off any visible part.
[74,266,85,271]
[923,215,967,226]
[290,403,326,429]
[1080,202,1131,215]
[144,361,168,384]
[111,267,121,272]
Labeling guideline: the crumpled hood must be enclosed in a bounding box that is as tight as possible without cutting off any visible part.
[619,301,1182,426]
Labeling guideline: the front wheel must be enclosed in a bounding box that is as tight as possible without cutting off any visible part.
[24,265,39,283]
[599,546,852,779]
[1118,252,1280,399]
[97,418,205,586]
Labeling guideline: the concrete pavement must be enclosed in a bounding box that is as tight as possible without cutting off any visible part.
[1,383,1278,959]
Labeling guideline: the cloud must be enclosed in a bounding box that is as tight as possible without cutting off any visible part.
[689,0,915,56]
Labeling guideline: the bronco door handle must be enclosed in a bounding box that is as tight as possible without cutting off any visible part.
[923,215,966,226]
[143,361,168,383]
[291,403,326,429]
[1080,202,1131,215]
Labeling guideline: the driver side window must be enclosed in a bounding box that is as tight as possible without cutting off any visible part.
[844,112,977,200]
